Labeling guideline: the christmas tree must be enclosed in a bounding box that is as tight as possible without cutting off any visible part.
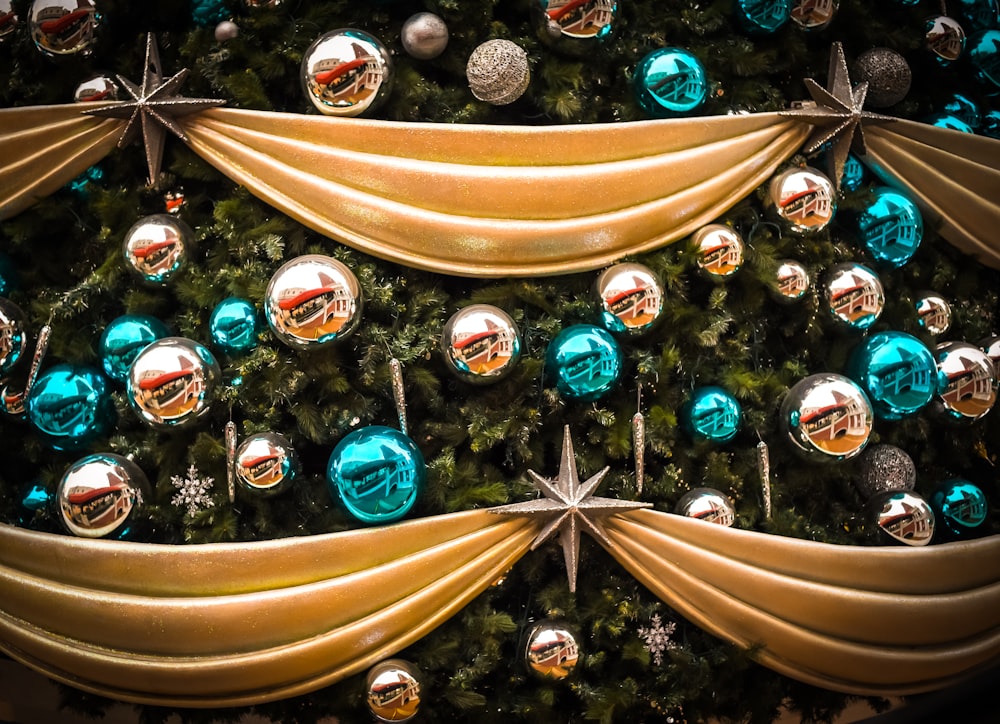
[1,0,999,722]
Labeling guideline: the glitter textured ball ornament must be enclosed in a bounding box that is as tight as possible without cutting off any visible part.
[56,453,150,540]
[734,0,791,34]
[327,426,425,524]
[301,29,394,117]
[968,29,1000,90]
[933,341,997,422]
[401,12,448,60]
[265,255,362,350]
[931,479,988,539]
[73,74,117,103]
[26,365,113,451]
[122,214,192,285]
[916,292,951,336]
[545,324,622,401]
[790,0,837,30]
[633,47,707,116]
[0,297,27,375]
[214,20,239,42]
[925,16,966,64]
[29,0,99,56]
[681,387,742,443]
[853,48,912,107]
[856,188,923,268]
[771,259,810,303]
[846,331,939,420]
[856,444,917,499]
[822,263,884,331]
[593,262,664,335]
[234,431,299,497]
[99,314,170,383]
[942,93,981,129]
[780,373,874,461]
[866,490,935,546]
[366,659,422,722]
[466,39,531,105]
[675,487,736,526]
[209,297,259,354]
[440,304,521,384]
[692,224,744,278]
[524,621,580,680]
[767,166,836,233]
[126,337,221,428]
[0,1,17,43]
[957,0,999,31]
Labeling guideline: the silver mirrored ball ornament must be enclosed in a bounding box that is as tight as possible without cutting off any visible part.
[126,337,221,428]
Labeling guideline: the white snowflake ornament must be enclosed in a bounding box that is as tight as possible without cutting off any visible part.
[171,464,216,518]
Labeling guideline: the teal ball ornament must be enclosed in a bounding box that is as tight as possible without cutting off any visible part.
[866,490,935,546]
[931,479,988,539]
[545,324,622,401]
[56,453,150,540]
[210,297,259,354]
[780,373,873,462]
[982,109,1000,139]
[847,331,939,420]
[942,93,981,129]
[0,297,27,376]
[99,314,170,383]
[734,0,791,34]
[126,337,221,429]
[969,29,1000,90]
[235,432,299,497]
[857,188,923,268]
[957,0,999,32]
[27,365,114,451]
[327,426,425,524]
[924,113,974,133]
[681,386,742,443]
[633,47,707,116]
[839,153,865,192]
[822,262,884,331]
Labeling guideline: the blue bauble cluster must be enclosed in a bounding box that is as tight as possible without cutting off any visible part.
[846,331,941,420]
[545,324,622,401]
[633,47,707,116]
[327,426,425,524]
[99,314,170,383]
[856,188,923,268]
[210,297,259,354]
[26,364,114,450]
[681,386,742,443]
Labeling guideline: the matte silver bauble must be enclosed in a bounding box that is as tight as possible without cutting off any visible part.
[466,39,530,105]
[401,12,449,60]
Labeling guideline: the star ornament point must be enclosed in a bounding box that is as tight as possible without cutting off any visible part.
[83,34,225,185]
[491,426,651,592]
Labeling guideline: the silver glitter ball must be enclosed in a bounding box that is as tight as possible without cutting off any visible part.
[771,259,811,303]
[866,489,935,546]
[822,262,885,332]
[674,487,736,526]
[915,292,951,335]
[234,431,299,497]
[265,254,362,350]
[767,166,836,234]
[73,74,117,103]
[126,337,221,428]
[214,20,239,42]
[466,39,531,105]
[29,0,99,56]
[594,262,664,335]
[366,659,422,723]
[780,373,874,462]
[0,1,18,43]
[122,214,193,285]
[790,0,838,30]
[301,29,394,117]
[925,15,966,64]
[440,304,521,384]
[692,224,744,278]
[56,453,150,539]
[401,12,449,60]
[524,620,580,680]
[856,444,916,499]
[0,297,27,376]
[933,341,997,422]
[853,48,912,108]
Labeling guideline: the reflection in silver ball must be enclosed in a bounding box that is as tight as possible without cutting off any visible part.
[74,74,117,103]
[767,166,836,234]
[29,0,100,56]
[980,335,1000,384]
[466,39,530,105]
[933,341,997,422]
[0,1,17,43]
[122,214,193,285]
[0,297,27,375]
[594,262,664,335]
[401,12,449,60]
[234,431,299,497]
[692,224,744,278]
[781,373,874,461]
[915,292,951,335]
[126,337,221,428]
[57,453,150,540]
[365,659,422,722]
[771,259,810,303]
[674,487,736,526]
[440,304,521,384]
[265,255,362,350]
[853,48,912,108]
[301,29,393,117]
[822,262,884,331]
[524,620,580,680]
[856,444,916,500]
[866,489,935,546]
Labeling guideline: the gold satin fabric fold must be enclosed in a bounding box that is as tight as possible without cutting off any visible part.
[602,509,1000,695]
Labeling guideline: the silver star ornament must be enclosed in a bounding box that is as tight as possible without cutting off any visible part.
[83,34,225,184]
[491,426,651,592]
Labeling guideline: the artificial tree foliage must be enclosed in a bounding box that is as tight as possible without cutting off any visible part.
[1,0,998,722]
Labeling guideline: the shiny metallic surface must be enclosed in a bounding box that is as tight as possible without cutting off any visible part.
[125,337,220,428]
[265,255,362,350]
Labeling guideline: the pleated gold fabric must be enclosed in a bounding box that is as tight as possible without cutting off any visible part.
[0,513,540,707]
[177,108,810,276]
[601,509,1000,695]
[0,103,123,220]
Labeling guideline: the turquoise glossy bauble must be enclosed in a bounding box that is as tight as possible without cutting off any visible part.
[857,188,923,268]
[99,314,170,383]
[681,386,742,442]
[846,331,940,420]
[633,47,707,116]
[26,364,114,450]
[931,479,989,539]
[545,324,622,401]
[210,297,259,354]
